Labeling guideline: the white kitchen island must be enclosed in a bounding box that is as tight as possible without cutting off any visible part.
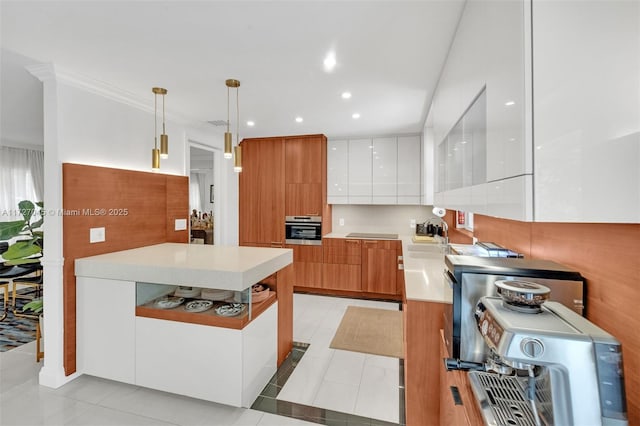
[74,243,293,407]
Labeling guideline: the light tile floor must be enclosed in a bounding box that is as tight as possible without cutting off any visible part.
[0,338,315,426]
[277,294,401,424]
[0,293,402,426]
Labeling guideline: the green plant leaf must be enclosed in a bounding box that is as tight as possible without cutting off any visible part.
[22,299,43,314]
[32,231,44,238]
[31,218,44,229]
[18,200,35,223]
[2,240,42,260]
[0,220,27,240]
[36,201,44,208]
[5,258,41,265]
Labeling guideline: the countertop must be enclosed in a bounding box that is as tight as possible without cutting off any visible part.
[75,243,293,290]
[324,232,452,304]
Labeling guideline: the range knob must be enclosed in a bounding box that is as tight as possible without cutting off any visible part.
[521,338,544,358]
[481,320,489,336]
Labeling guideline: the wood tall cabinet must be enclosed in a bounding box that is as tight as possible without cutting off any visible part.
[239,137,285,247]
[322,238,361,291]
[361,240,400,295]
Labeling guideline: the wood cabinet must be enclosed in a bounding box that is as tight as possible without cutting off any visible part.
[439,330,483,426]
[285,136,325,216]
[322,238,361,291]
[361,239,400,295]
[240,134,331,247]
[239,137,285,246]
[286,244,322,288]
[404,299,445,426]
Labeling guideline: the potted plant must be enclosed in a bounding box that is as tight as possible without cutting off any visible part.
[22,298,44,332]
[0,200,44,265]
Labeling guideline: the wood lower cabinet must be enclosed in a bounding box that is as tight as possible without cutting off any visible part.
[439,330,483,425]
[286,244,322,288]
[322,238,361,291]
[404,299,445,426]
[361,239,400,295]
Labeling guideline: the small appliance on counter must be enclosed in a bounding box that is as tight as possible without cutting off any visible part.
[443,255,585,364]
[285,216,322,245]
[463,281,627,426]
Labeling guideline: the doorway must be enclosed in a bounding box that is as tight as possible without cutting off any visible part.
[189,145,215,245]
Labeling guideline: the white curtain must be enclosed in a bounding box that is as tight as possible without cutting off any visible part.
[0,146,44,220]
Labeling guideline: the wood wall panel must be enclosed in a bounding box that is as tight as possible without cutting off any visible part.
[62,163,189,375]
[472,214,640,424]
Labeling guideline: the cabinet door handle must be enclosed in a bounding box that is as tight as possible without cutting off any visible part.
[450,386,463,406]
[345,239,360,244]
[270,242,283,248]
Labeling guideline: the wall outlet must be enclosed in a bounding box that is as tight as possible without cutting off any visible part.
[175,218,187,231]
[89,227,105,243]
[339,218,345,226]
[410,219,416,228]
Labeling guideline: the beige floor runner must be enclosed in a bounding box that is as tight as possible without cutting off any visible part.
[330,306,404,359]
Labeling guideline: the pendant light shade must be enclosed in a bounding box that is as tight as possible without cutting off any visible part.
[224,132,233,159]
[152,148,160,171]
[224,79,242,171]
[233,145,242,172]
[152,87,168,170]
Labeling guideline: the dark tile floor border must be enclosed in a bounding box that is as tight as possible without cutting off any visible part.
[252,341,406,426]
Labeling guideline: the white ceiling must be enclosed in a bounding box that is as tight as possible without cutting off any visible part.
[0,1,464,144]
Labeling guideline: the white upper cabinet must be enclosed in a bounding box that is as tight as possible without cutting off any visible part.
[348,138,373,204]
[429,0,639,222]
[398,135,422,204]
[372,137,397,204]
[327,135,422,205]
[532,0,639,222]
[429,0,530,221]
[327,139,349,204]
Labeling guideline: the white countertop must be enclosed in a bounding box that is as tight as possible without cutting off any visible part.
[75,243,293,291]
[323,232,452,304]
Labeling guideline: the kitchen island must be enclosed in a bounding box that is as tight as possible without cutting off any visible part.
[74,243,293,407]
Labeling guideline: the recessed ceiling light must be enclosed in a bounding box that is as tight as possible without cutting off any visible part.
[246,120,255,127]
[352,113,360,119]
[505,100,515,106]
[323,52,336,72]
[295,117,303,123]
[341,92,352,99]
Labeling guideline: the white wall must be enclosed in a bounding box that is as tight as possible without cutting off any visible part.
[331,204,440,235]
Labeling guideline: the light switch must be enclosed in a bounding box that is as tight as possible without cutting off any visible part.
[175,218,187,231]
[339,218,345,226]
[89,227,105,243]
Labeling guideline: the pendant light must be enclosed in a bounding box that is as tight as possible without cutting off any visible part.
[225,79,242,172]
[151,87,167,171]
[159,88,169,159]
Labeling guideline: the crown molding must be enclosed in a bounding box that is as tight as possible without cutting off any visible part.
[26,63,194,126]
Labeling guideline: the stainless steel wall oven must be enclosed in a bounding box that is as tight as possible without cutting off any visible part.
[285,216,322,245]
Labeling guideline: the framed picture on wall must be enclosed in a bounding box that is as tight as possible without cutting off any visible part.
[209,185,214,203]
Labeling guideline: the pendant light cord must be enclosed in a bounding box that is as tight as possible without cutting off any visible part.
[162,93,166,134]
[154,93,158,149]
[236,85,239,145]
[227,86,230,133]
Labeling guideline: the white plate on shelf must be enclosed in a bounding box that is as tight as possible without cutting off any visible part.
[184,300,214,313]
[214,303,246,317]
[154,297,185,309]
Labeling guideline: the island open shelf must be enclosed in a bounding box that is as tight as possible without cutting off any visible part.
[74,243,293,407]
[135,282,277,330]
